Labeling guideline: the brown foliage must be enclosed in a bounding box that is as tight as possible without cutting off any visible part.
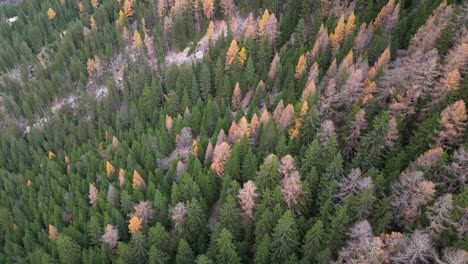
[225,40,239,69]
[273,100,284,123]
[407,148,444,173]
[201,0,214,19]
[344,109,368,160]
[391,171,435,229]
[281,171,302,211]
[278,155,296,177]
[268,52,280,80]
[124,0,134,18]
[435,100,467,149]
[231,82,242,110]
[132,170,145,189]
[102,224,119,249]
[220,0,235,18]
[279,104,295,130]
[408,1,452,54]
[48,224,59,240]
[119,168,125,187]
[238,180,258,222]
[89,183,99,207]
[211,142,231,176]
[265,13,278,44]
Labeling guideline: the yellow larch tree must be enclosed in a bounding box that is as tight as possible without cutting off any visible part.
[90,16,97,30]
[238,47,247,65]
[106,161,116,177]
[133,30,142,50]
[79,2,84,13]
[48,151,56,159]
[201,0,214,19]
[48,224,59,240]
[294,54,307,78]
[345,12,356,37]
[48,8,56,20]
[225,39,239,69]
[335,15,346,42]
[206,20,214,40]
[124,0,134,18]
[118,10,125,24]
[257,9,270,38]
[132,170,145,188]
[91,0,99,9]
[87,58,95,77]
[128,217,142,234]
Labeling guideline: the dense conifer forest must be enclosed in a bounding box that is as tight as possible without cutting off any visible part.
[0,0,467,263]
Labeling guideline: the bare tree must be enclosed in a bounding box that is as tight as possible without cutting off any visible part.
[391,171,435,229]
[336,168,374,200]
[391,230,437,264]
[442,146,468,192]
[344,109,368,160]
[171,202,186,230]
[426,194,454,237]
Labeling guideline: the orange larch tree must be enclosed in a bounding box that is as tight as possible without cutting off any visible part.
[225,40,239,69]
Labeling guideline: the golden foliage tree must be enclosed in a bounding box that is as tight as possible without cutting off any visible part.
[48,8,56,20]
[345,12,356,36]
[133,30,142,50]
[79,2,84,13]
[48,224,59,240]
[132,170,145,189]
[89,183,99,207]
[201,0,214,19]
[48,151,56,159]
[124,0,134,18]
[87,58,95,77]
[225,40,239,69]
[128,216,142,234]
[257,9,270,38]
[206,20,214,40]
[91,0,99,9]
[165,115,173,132]
[90,16,97,31]
[238,47,247,65]
[106,161,115,177]
[118,10,125,24]
[294,54,307,78]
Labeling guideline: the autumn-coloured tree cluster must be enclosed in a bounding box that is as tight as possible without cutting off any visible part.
[0,0,466,263]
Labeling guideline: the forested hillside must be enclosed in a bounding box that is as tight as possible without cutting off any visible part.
[0,0,467,263]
